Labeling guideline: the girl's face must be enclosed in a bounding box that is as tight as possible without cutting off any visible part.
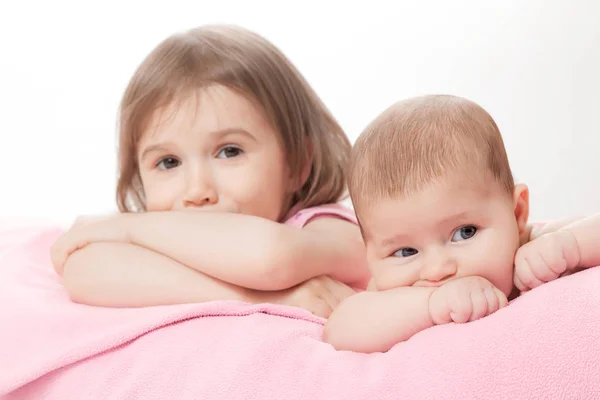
[137,85,292,221]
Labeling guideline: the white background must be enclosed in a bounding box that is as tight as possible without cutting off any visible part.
[0,0,598,227]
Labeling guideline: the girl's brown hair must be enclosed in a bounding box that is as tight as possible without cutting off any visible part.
[116,25,350,218]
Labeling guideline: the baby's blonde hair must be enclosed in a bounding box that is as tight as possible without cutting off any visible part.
[349,95,515,222]
[116,25,351,218]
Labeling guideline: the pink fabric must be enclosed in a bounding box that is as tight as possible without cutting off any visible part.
[283,203,358,227]
[2,225,600,400]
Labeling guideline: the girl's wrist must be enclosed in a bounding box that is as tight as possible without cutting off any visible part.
[116,212,136,244]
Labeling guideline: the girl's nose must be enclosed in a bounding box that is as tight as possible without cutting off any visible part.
[183,169,218,208]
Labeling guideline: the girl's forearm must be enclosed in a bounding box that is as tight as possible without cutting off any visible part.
[62,242,278,308]
[122,211,291,290]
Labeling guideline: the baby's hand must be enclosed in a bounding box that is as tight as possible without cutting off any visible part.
[428,276,508,325]
[514,230,581,293]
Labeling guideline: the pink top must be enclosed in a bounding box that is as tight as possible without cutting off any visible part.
[283,203,358,227]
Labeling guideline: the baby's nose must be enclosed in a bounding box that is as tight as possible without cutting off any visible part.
[421,257,457,283]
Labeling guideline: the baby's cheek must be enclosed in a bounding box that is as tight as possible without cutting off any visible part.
[487,252,516,296]
[370,261,413,291]
[468,237,515,295]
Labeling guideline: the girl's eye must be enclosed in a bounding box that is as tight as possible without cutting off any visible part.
[452,225,478,242]
[216,146,243,159]
[393,247,419,258]
[156,157,180,170]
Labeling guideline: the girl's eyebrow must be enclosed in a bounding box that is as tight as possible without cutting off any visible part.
[139,142,175,161]
[209,128,257,142]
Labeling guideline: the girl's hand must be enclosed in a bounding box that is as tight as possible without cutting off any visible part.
[51,213,130,275]
[513,230,581,293]
[429,276,508,325]
[274,276,356,318]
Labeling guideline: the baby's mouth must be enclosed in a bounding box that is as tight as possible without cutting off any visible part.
[413,278,455,288]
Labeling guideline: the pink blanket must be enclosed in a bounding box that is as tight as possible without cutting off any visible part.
[1,225,599,400]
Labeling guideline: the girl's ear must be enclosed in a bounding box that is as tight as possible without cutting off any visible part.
[513,183,529,235]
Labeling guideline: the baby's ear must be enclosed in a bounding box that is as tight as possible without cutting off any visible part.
[513,184,529,235]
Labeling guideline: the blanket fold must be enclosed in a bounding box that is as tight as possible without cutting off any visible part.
[1,225,599,400]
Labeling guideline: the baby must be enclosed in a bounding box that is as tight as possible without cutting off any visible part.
[323,94,600,353]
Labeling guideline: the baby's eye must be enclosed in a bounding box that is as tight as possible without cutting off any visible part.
[451,225,478,242]
[393,247,418,257]
[156,157,180,170]
[216,145,243,159]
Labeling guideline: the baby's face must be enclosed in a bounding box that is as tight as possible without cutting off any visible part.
[361,178,522,296]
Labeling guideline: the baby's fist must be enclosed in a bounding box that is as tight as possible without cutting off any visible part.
[514,230,580,293]
[429,276,508,325]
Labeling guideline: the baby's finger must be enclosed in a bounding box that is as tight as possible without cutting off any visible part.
[515,256,545,290]
[494,288,508,309]
[513,273,528,293]
[538,247,568,277]
[449,289,472,323]
[469,289,489,321]
[530,252,561,283]
[483,287,500,314]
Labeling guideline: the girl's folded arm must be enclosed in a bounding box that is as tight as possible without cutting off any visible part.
[62,241,276,308]
[284,216,369,288]
[121,211,369,291]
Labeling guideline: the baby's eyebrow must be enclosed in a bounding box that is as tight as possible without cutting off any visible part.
[379,232,411,251]
[436,211,472,227]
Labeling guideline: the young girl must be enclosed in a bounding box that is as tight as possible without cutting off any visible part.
[49,25,371,317]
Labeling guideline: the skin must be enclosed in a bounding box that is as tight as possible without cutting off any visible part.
[51,85,369,315]
[364,177,527,296]
[323,175,530,353]
[325,170,600,353]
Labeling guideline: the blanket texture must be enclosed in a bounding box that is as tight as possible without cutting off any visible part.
[1,225,599,400]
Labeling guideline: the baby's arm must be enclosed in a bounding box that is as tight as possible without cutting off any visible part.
[323,276,507,353]
[521,216,583,245]
[514,213,600,292]
[118,211,368,291]
[562,213,600,268]
[323,287,435,353]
